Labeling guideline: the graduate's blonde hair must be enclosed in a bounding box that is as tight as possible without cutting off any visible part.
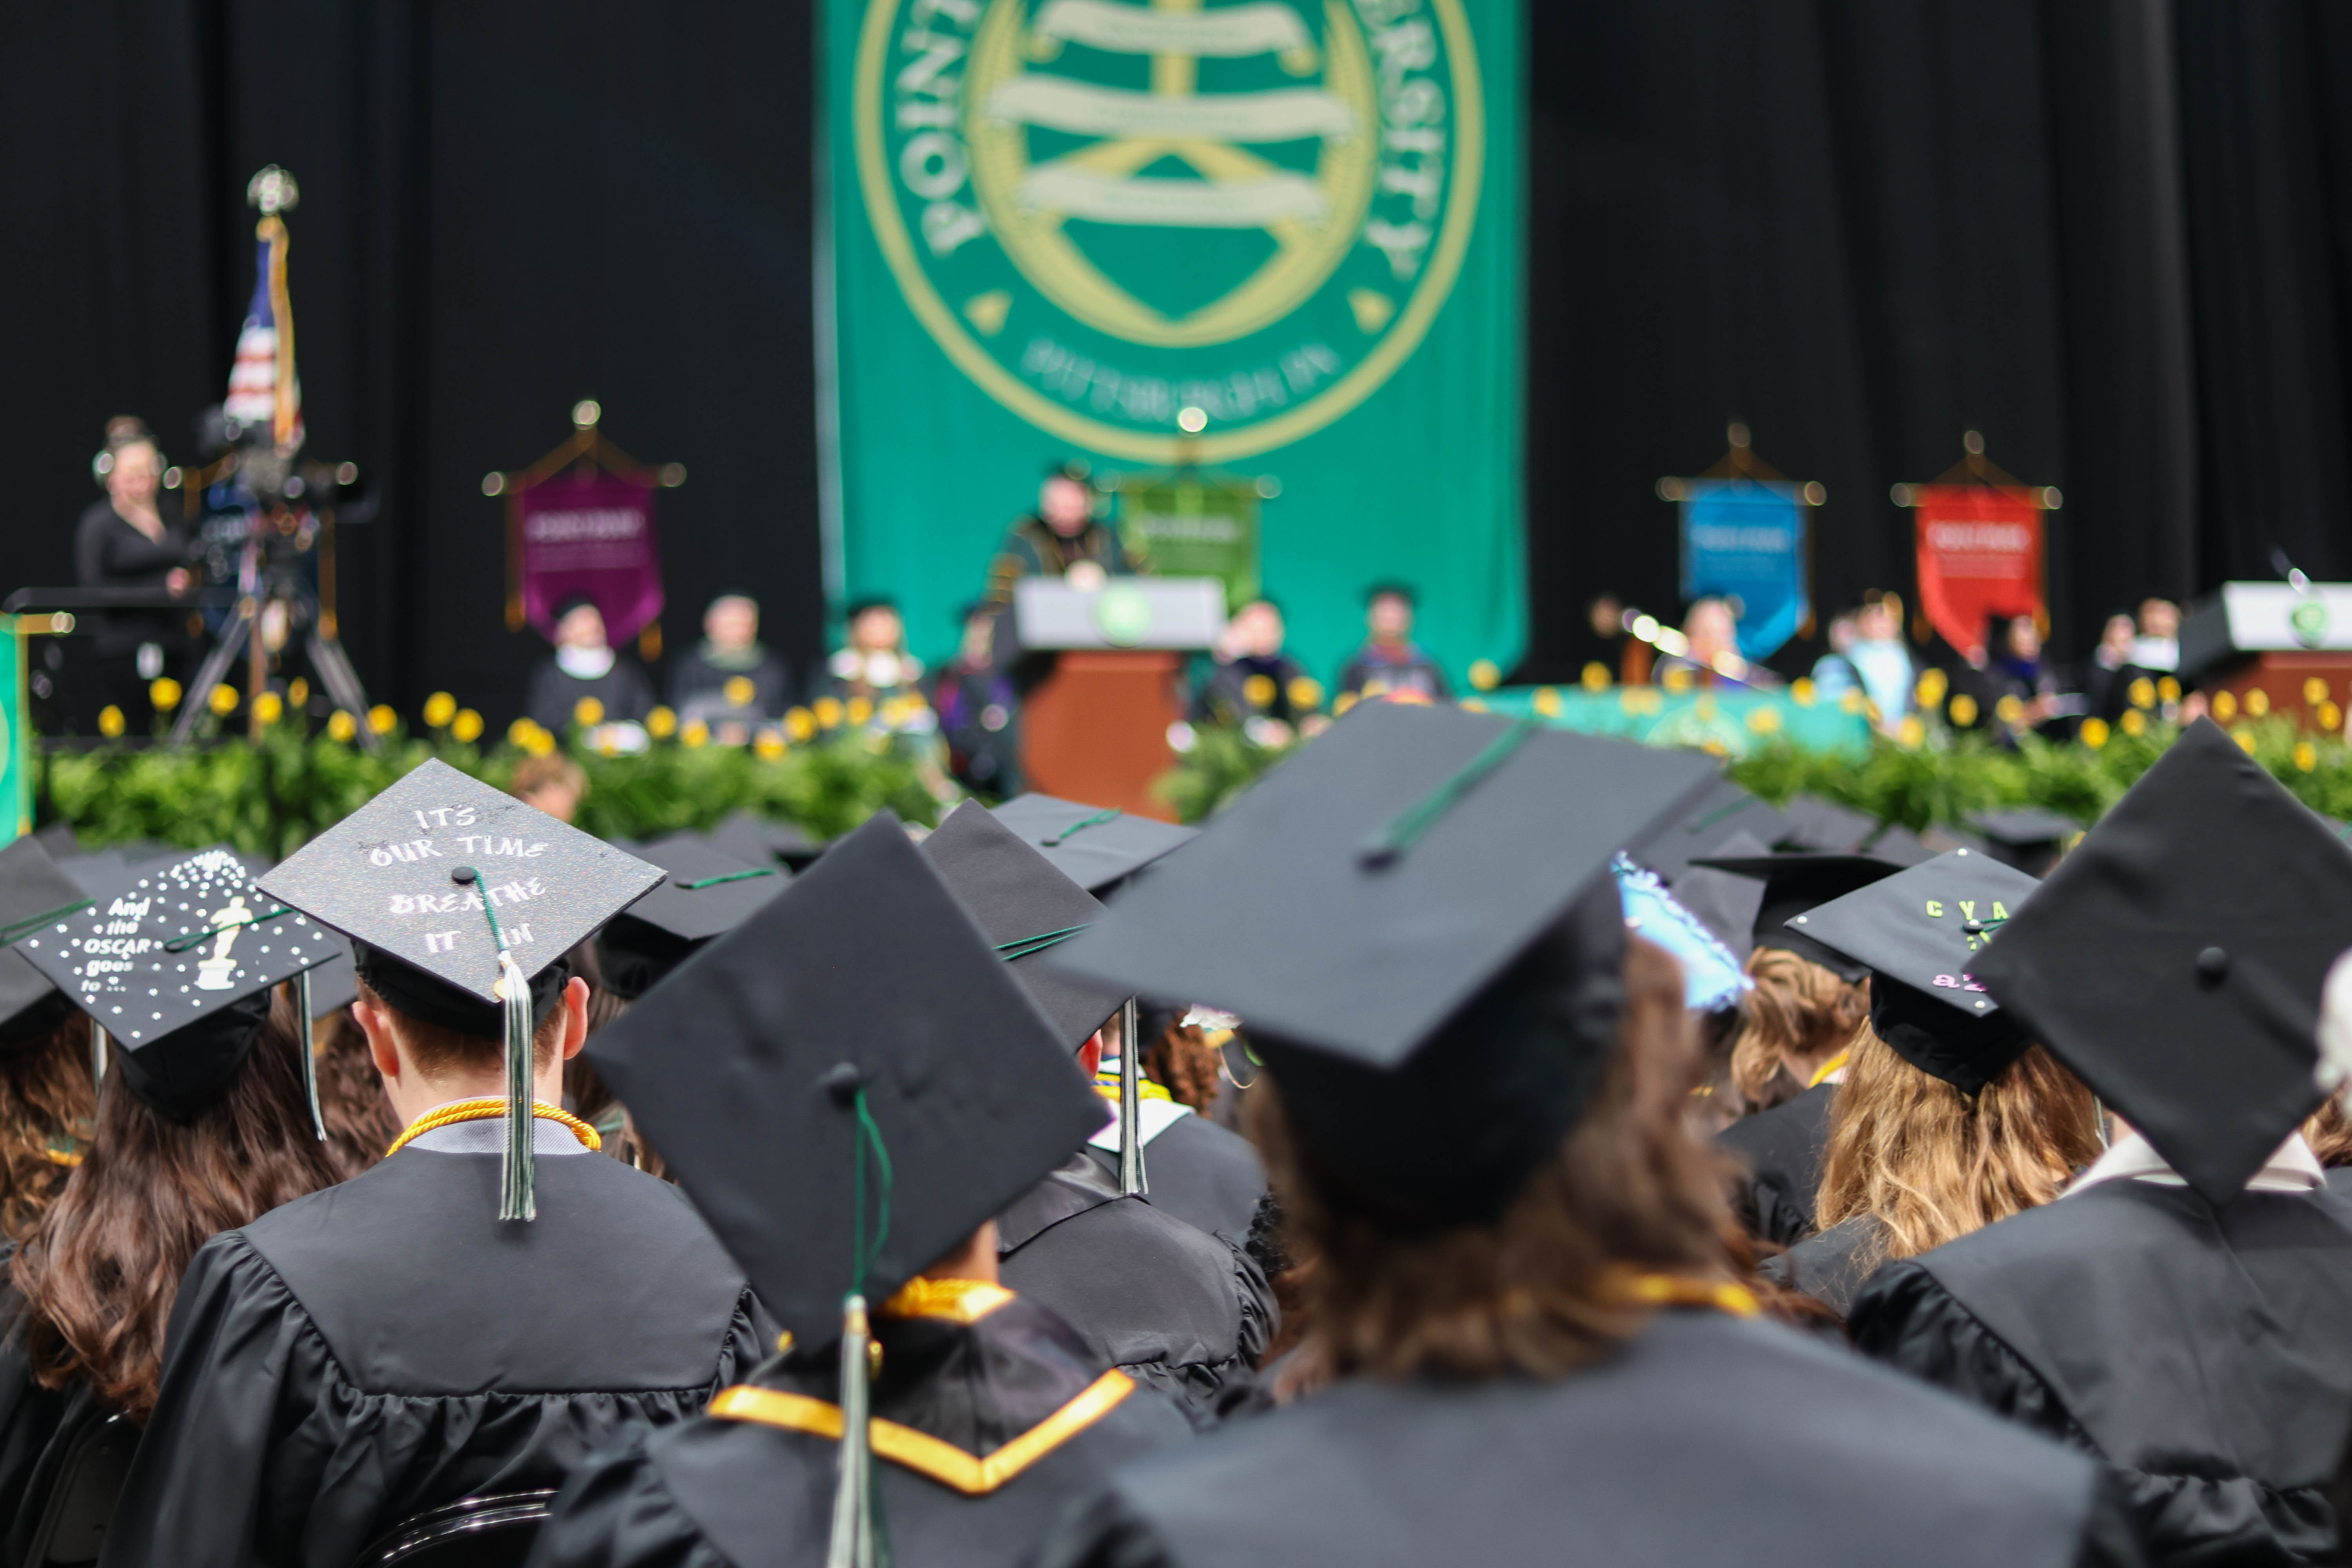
[1815,1020,2101,1269]
[1728,947,1867,1108]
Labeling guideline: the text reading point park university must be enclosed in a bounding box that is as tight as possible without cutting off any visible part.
[826,0,1524,677]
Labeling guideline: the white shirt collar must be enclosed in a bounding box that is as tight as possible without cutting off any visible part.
[556,644,616,679]
[2064,1127,2326,1198]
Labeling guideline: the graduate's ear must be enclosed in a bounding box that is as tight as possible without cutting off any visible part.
[353,994,403,1085]
[557,975,590,1062]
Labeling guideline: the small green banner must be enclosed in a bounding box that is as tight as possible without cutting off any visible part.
[0,621,31,844]
[1109,469,1263,612]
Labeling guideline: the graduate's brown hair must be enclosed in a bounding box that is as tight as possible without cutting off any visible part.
[1255,936,1737,1384]
[1144,1019,1225,1113]
[2304,1096,2352,1168]
[10,989,342,1421]
[0,1008,95,1242]
[1814,1019,2101,1267]
[1727,947,1867,1109]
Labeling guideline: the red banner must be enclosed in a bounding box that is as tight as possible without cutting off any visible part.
[1913,486,2043,660]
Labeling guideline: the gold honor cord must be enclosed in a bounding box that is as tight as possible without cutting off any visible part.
[384,1097,603,1159]
[1358,719,1541,867]
[1042,807,1123,847]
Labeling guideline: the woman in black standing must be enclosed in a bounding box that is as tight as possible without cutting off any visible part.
[73,417,194,717]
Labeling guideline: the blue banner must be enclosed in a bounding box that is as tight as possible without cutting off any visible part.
[1679,480,1807,659]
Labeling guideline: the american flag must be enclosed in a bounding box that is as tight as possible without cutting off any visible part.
[224,215,302,449]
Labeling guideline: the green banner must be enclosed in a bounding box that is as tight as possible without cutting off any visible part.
[0,621,29,844]
[824,0,1524,679]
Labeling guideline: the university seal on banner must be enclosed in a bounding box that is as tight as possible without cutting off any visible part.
[855,0,1484,461]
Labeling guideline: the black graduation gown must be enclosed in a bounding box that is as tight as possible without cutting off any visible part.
[526,655,660,732]
[0,1254,73,1548]
[1079,1111,1267,1244]
[1034,1308,2145,1568]
[996,1154,1272,1427]
[2326,1166,2352,1199]
[1716,1082,1835,1244]
[528,1292,1192,1568]
[1848,1180,2352,1565]
[98,1137,768,1568]
[1759,1214,1888,1320]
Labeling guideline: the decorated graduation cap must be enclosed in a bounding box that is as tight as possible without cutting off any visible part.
[1791,849,2042,1094]
[1050,702,1717,1229]
[1622,775,1790,884]
[15,846,340,1123]
[1612,853,1748,1013]
[988,793,1197,895]
[0,838,94,1043]
[1970,719,2352,1204]
[258,758,664,1219]
[1685,851,1903,980]
[596,831,788,1001]
[586,812,1103,1566]
[1967,806,2082,877]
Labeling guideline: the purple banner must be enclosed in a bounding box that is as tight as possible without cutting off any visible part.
[515,472,663,643]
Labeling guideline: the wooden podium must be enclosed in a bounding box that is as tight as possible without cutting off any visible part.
[1013,579,1226,822]
[2180,583,2352,731]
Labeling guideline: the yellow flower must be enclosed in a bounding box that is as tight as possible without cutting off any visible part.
[287,677,309,708]
[2080,716,2109,749]
[1949,693,1980,727]
[1458,698,1489,713]
[508,717,539,748]
[2129,677,2156,710]
[1332,691,1358,717]
[754,732,787,760]
[1533,687,1563,717]
[2234,726,2257,754]
[724,675,757,708]
[423,691,457,728]
[2307,677,2332,706]
[1791,677,1816,706]
[1896,715,1926,749]
[1915,668,1949,707]
[2158,676,2181,704]
[1745,706,1782,734]
[97,705,126,738]
[813,697,844,730]
[252,691,284,725]
[2121,708,2147,737]
[2245,688,2270,718]
[1838,689,1864,715]
[523,726,556,757]
[1994,694,2025,727]
[646,706,678,739]
[573,696,606,729]
[149,677,183,711]
[1287,677,1324,711]
[682,719,711,749]
[1580,662,1610,693]
[1362,677,1390,699]
[1242,674,1277,709]
[846,696,874,727]
[452,709,484,743]
[2324,701,2344,733]
[1468,660,1501,692]
[327,710,358,743]
[208,682,240,717]
[368,704,397,735]
[786,706,818,742]
[1661,665,1694,695]
[2210,690,2237,722]
[2296,741,2319,772]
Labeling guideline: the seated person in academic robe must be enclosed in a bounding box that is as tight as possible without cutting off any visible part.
[668,594,794,736]
[813,597,928,713]
[917,804,1273,1424]
[3,846,345,1557]
[526,594,659,735]
[986,463,1143,608]
[1688,853,1900,1245]
[1028,701,2145,1568]
[526,812,1193,1568]
[1756,852,2104,1319]
[98,764,767,1568]
[1847,719,2352,1567]
[1193,599,1321,744]
[1335,582,1450,703]
[935,603,1022,795]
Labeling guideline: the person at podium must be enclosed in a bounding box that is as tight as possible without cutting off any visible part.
[986,461,1147,603]
[74,417,196,714]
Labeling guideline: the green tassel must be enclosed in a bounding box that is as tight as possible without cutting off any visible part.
[297,969,325,1141]
[827,1083,894,1568]
[1043,806,1123,846]
[1117,997,1145,1197]
[1358,718,1541,867]
[499,951,535,1221]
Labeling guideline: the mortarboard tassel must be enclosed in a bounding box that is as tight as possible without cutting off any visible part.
[455,866,537,1221]
[296,968,326,1141]
[1117,997,1146,1197]
[89,1017,106,1086]
[826,1069,893,1568]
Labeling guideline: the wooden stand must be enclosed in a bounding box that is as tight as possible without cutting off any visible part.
[2202,653,2352,732]
[1019,652,1183,821]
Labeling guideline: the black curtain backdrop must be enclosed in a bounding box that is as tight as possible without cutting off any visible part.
[5,0,2351,718]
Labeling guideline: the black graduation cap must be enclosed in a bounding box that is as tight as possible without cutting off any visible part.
[1791,849,2042,1094]
[1685,852,1904,980]
[1858,820,1935,867]
[1663,828,1771,955]
[14,846,341,1119]
[597,831,788,1000]
[919,801,1129,1049]
[1051,702,1716,1065]
[1776,795,1880,853]
[258,759,664,1218]
[708,809,826,872]
[987,793,1198,895]
[30,821,80,860]
[0,838,93,1042]
[1623,775,1791,883]
[1970,720,2352,1203]
[584,811,1106,1349]
[1966,806,2082,876]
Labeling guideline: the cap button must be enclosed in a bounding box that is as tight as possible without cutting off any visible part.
[451,866,478,886]
[2196,946,2230,986]
[822,1062,865,1104]
[1962,919,1984,934]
